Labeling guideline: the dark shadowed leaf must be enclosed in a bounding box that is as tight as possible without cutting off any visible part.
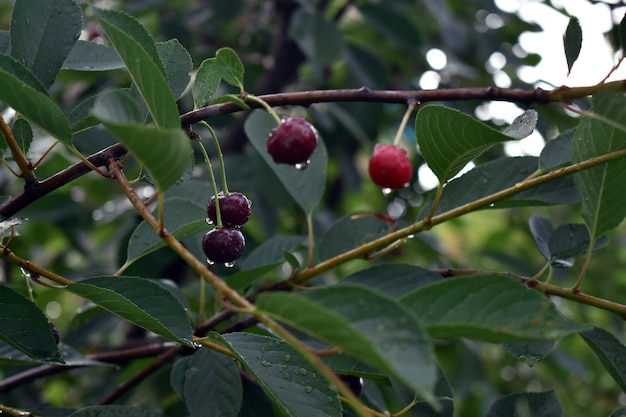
[256,285,437,402]
[126,197,209,264]
[400,275,589,342]
[69,405,164,417]
[318,213,391,262]
[487,390,562,417]
[10,0,82,88]
[0,285,61,362]
[580,327,626,393]
[68,276,193,346]
[529,216,553,261]
[289,10,343,64]
[563,17,582,74]
[548,223,608,263]
[339,263,442,298]
[539,129,574,169]
[572,93,626,240]
[171,348,242,417]
[244,110,327,214]
[358,3,421,49]
[216,332,342,417]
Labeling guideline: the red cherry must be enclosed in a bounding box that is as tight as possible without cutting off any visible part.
[368,144,413,189]
[267,117,318,166]
[207,192,251,227]
[201,227,246,265]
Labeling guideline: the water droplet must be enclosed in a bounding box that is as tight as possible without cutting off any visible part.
[295,160,310,170]
[284,354,292,362]
[402,182,410,188]
[206,258,215,265]
[298,368,308,376]
[304,386,313,393]
[311,372,316,378]
[205,217,214,225]
[284,372,291,379]
[407,234,415,239]
[224,261,236,268]
[261,360,272,367]
[381,187,392,196]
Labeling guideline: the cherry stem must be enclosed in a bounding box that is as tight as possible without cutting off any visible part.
[193,131,223,228]
[244,93,282,125]
[200,121,230,195]
[392,101,419,147]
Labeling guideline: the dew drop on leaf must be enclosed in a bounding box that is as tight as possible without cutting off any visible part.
[304,386,313,393]
[261,360,272,367]
[284,354,292,362]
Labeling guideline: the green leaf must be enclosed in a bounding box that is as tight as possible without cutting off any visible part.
[400,274,589,342]
[93,8,180,130]
[193,57,220,108]
[171,348,242,417]
[563,17,583,75]
[0,54,72,143]
[10,0,83,88]
[416,105,516,183]
[256,285,437,401]
[486,390,562,417]
[339,263,442,299]
[62,40,124,71]
[244,110,327,214]
[318,213,391,262]
[12,118,32,156]
[92,89,192,191]
[289,10,343,64]
[157,39,192,100]
[67,276,193,346]
[572,93,626,239]
[237,378,276,417]
[216,47,244,91]
[0,285,62,362]
[580,327,626,393]
[69,405,164,417]
[126,197,209,264]
[216,332,342,417]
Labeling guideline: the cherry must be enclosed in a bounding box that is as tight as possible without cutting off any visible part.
[267,117,318,166]
[367,144,413,189]
[201,227,246,265]
[207,191,251,227]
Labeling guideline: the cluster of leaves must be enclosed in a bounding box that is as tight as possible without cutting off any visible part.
[2,1,626,417]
